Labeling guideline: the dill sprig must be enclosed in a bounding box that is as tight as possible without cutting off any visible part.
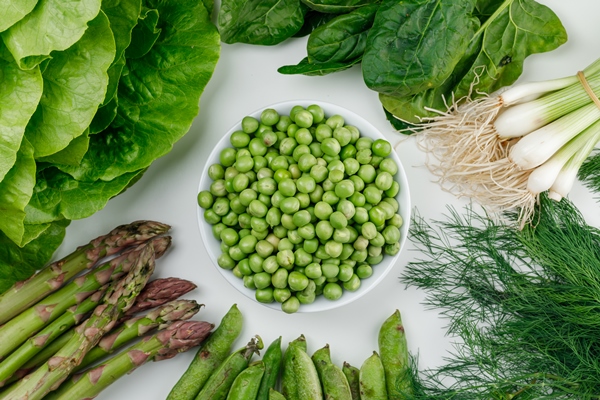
[579,151,600,196]
[401,196,600,399]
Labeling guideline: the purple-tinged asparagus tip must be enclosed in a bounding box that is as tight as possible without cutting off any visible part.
[154,321,214,361]
[123,278,197,316]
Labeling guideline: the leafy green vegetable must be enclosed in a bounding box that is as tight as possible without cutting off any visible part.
[402,196,600,399]
[218,0,305,45]
[1,0,102,69]
[25,11,116,158]
[0,0,38,32]
[0,220,69,294]
[362,0,480,98]
[307,4,378,63]
[278,56,360,75]
[0,42,42,182]
[301,0,376,13]
[0,138,36,246]
[0,0,220,291]
[293,10,337,37]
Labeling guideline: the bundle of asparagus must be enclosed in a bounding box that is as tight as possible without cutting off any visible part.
[0,221,213,400]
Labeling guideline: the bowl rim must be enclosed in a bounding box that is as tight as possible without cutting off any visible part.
[197,99,411,313]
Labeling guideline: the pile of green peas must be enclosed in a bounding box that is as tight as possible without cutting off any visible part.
[197,104,403,313]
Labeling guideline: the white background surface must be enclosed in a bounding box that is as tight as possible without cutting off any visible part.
[52,1,600,398]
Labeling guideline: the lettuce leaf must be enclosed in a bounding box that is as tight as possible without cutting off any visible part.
[57,0,220,181]
[1,0,102,69]
[25,11,116,158]
[0,0,38,32]
[0,41,42,182]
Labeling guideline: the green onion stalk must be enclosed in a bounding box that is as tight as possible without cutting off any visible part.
[412,56,600,225]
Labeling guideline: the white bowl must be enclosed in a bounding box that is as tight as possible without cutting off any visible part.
[197,100,411,312]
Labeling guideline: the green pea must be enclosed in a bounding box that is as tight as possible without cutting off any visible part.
[326,115,344,129]
[337,264,354,282]
[353,236,369,251]
[378,201,395,220]
[287,123,299,138]
[328,169,344,183]
[368,245,382,258]
[307,104,325,123]
[361,222,378,240]
[321,137,341,156]
[279,178,296,197]
[253,156,268,171]
[254,272,272,290]
[263,130,278,147]
[249,253,265,273]
[264,208,281,227]
[316,220,334,241]
[356,149,372,165]
[348,192,365,207]
[390,213,404,228]
[279,137,297,156]
[379,157,398,175]
[364,186,382,205]
[238,213,252,229]
[249,138,268,156]
[274,287,292,303]
[243,275,256,289]
[287,229,303,245]
[272,268,289,289]
[309,142,324,158]
[240,116,258,133]
[260,108,279,126]
[280,214,297,230]
[333,126,352,146]
[371,138,392,157]
[333,228,351,244]
[237,235,257,254]
[212,197,229,216]
[223,211,239,227]
[369,206,386,226]
[280,197,300,214]
[322,191,339,206]
[310,165,329,183]
[269,156,288,171]
[329,211,347,229]
[315,124,333,142]
[294,176,314,194]
[375,172,393,191]
[237,189,255,207]
[256,287,274,303]
[325,241,343,258]
[273,225,288,239]
[281,296,300,314]
[263,256,279,274]
[288,271,309,292]
[385,242,401,256]
[277,249,295,269]
[254,240,274,258]
[248,199,268,218]
[220,228,239,247]
[356,137,373,150]
[367,254,383,265]
[289,164,301,179]
[356,263,372,279]
[371,232,386,248]
[296,192,311,208]
[305,263,322,279]
[340,243,355,260]
[322,263,339,279]
[385,180,400,198]
[382,225,401,244]
[332,180,353,199]
[212,223,227,240]
[309,185,324,204]
[303,238,319,254]
[210,180,228,197]
[218,252,235,270]
[323,282,343,300]
[315,245,331,260]
[197,191,214,209]
[293,111,312,129]
[237,258,252,276]
[219,148,237,167]
[298,153,317,172]
[208,163,225,180]
[292,210,311,227]
[231,174,249,192]
[293,145,311,162]
[343,274,361,291]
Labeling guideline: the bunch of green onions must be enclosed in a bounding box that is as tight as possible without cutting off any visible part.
[414,57,600,224]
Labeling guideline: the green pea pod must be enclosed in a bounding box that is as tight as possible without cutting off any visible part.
[290,344,323,400]
[226,360,265,400]
[310,343,331,377]
[359,351,388,400]
[378,310,413,399]
[269,388,287,400]
[256,336,283,400]
[321,363,353,400]
[342,362,361,400]
[196,336,263,400]
[168,304,243,400]
[281,335,307,399]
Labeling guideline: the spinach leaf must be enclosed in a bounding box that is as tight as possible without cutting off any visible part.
[1,0,102,69]
[218,0,304,45]
[0,0,38,32]
[0,138,36,246]
[362,0,480,98]
[278,56,360,75]
[453,0,568,98]
[301,0,377,13]
[0,42,42,182]
[25,11,116,158]
[293,10,338,37]
[0,220,69,294]
[307,4,378,63]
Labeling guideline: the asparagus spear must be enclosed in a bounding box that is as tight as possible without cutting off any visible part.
[46,320,214,400]
[75,299,202,372]
[0,236,170,360]
[123,277,197,316]
[0,287,108,387]
[12,277,196,380]
[0,244,156,400]
[0,220,170,325]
